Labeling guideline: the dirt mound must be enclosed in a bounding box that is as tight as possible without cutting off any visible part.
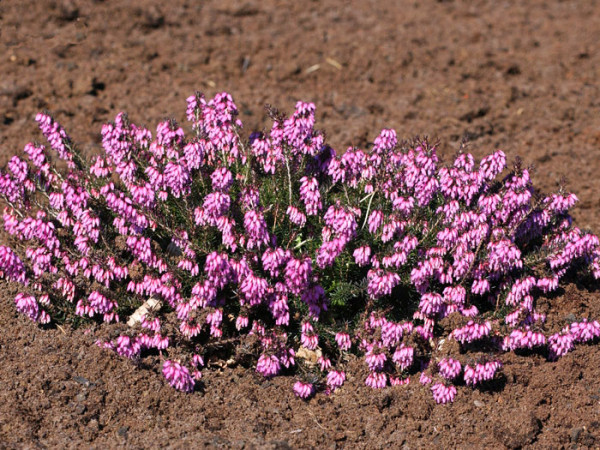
[2,0,600,447]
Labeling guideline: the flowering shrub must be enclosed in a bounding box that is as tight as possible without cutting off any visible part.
[1,91,600,404]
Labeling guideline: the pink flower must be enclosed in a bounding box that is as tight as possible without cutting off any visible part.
[365,350,387,372]
[0,246,27,283]
[192,354,205,368]
[390,376,410,386]
[367,210,383,234]
[419,372,433,385]
[335,332,352,351]
[261,247,289,277]
[419,292,444,316]
[240,272,268,306]
[353,245,371,266]
[431,383,457,404]
[570,319,600,343]
[548,330,574,359]
[381,321,403,347]
[162,360,195,393]
[256,354,280,378]
[438,358,461,380]
[236,315,249,330]
[367,269,401,299]
[116,335,141,359]
[317,356,331,372]
[293,381,315,399]
[284,257,310,291]
[5,89,600,406]
[452,321,491,344]
[286,206,306,227]
[463,361,502,386]
[210,167,233,192]
[301,331,319,350]
[502,328,546,351]
[243,210,269,249]
[35,113,73,165]
[392,344,414,370]
[365,372,387,389]
[14,293,49,324]
[299,176,321,215]
[326,370,346,390]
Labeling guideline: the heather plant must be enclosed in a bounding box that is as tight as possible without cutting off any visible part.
[1,91,600,404]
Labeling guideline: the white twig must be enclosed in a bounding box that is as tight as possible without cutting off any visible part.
[127,297,163,327]
[360,191,376,231]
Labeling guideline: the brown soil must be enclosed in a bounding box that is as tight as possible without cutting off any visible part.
[2,0,600,448]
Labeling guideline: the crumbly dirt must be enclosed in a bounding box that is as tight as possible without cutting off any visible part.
[2,0,600,448]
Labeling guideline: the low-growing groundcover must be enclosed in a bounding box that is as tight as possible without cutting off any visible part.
[1,92,599,405]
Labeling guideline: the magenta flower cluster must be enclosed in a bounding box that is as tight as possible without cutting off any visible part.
[1,91,599,405]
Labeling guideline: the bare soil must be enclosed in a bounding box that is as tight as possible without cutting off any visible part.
[1,0,600,448]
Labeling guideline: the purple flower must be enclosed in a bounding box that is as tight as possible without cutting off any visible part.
[300,284,328,319]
